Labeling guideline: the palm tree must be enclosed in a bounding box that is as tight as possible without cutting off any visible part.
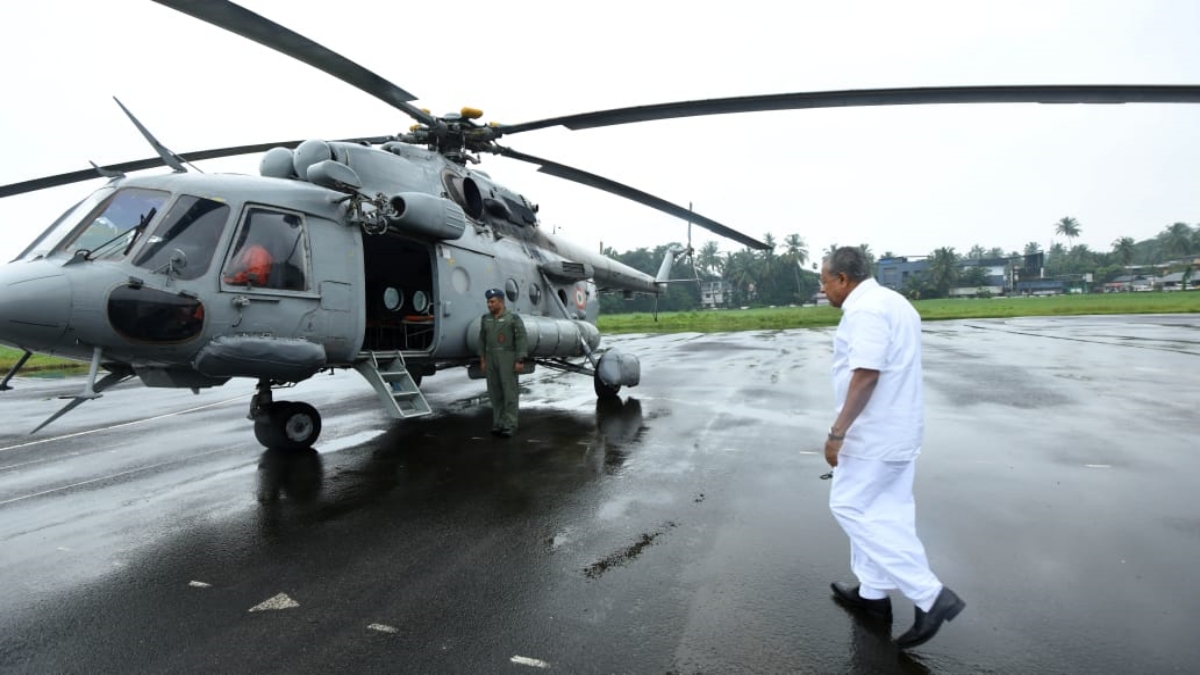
[967,244,986,260]
[782,234,809,302]
[1111,236,1136,270]
[1046,242,1067,276]
[723,250,757,304]
[698,240,722,278]
[1055,217,1082,248]
[925,247,960,298]
[858,243,877,277]
[754,234,779,302]
[1024,242,1042,255]
[824,243,840,263]
[1160,222,1194,258]
[783,234,808,268]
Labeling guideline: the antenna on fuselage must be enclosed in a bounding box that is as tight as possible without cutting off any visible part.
[113,97,194,174]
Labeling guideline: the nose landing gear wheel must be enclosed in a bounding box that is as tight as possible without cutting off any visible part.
[594,371,620,399]
[254,401,322,450]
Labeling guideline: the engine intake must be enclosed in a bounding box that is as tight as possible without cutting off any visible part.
[386,192,467,240]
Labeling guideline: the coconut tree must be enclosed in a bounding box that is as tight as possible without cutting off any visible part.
[697,240,722,278]
[723,250,758,304]
[782,234,809,302]
[1111,236,1136,269]
[1024,241,1042,255]
[925,247,960,298]
[1160,222,1195,258]
[1054,217,1082,250]
[783,234,808,268]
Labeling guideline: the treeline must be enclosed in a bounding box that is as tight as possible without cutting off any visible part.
[597,233,818,314]
[902,219,1200,299]
[597,220,1200,311]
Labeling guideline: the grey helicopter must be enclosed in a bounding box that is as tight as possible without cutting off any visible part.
[2,0,1199,450]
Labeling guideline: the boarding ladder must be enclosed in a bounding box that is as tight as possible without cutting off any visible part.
[353,351,432,419]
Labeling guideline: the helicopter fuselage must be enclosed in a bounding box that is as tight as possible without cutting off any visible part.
[0,140,659,400]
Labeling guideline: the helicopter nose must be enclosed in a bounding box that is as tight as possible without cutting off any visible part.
[0,260,72,352]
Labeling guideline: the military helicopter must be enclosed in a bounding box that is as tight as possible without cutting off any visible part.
[2,0,1199,450]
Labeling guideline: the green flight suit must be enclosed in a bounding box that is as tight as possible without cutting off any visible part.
[479,308,528,433]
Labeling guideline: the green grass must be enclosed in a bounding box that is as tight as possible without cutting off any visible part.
[3,291,1197,371]
[0,349,90,374]
[600,291,1200,334]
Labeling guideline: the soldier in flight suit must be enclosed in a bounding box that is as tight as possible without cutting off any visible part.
[479,288,528,437]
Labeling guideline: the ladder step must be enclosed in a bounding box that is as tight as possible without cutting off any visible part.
[353,353,432,420]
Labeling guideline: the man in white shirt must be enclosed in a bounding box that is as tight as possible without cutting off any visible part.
[819,246,965,650]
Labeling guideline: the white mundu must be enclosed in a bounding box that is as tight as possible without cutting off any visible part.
[829,278,941,610]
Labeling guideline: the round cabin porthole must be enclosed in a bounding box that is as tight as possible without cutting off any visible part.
[412,290,429,314]
[383,287,403,311]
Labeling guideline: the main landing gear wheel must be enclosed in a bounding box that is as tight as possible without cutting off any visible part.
[254,401,322,450]
[594,371,620,399]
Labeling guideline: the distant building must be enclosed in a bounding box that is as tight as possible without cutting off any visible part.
[1157,272,1193,291]
[1016,279,1064,295]
[1104,274,1153,292]
[952,257,1009,296]
[700,280,728,309]
[877,257,926,292]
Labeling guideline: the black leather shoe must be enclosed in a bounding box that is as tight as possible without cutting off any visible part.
[895,586,965,649]
[497,429,513,438]
[831,582,892,619]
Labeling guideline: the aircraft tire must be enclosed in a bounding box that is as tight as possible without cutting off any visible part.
[594,372,621,399]
[254,401,322,450]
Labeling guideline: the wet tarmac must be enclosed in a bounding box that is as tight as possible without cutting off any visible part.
[1,314,1198,674]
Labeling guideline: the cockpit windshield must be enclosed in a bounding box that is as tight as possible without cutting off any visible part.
[17,186,116,261]
[134,195,231,279]
[52,187,170,260]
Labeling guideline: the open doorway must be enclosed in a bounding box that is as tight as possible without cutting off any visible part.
[362,234,436,352]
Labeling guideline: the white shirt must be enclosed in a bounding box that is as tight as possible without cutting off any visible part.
[831,278,924,461]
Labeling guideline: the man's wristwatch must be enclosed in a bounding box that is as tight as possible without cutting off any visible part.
[828,428,845,441]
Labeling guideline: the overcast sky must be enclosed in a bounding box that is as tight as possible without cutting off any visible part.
[2,0,1199,266]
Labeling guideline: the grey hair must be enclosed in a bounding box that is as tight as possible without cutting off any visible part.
[824,246,871,282]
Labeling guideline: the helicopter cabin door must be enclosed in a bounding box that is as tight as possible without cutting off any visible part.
[360,233,437,354]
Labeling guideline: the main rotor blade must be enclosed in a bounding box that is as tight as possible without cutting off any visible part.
[0,136,392,198]
[494,147,769,250]
[495,84,1200,134]
[151,0,435,127]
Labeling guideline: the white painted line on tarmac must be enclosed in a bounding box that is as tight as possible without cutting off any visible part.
[189,581,212,588]
[367,623,398,634]
[249,593,299,612]
[0,396,245,453]
[511,655,550,668]
[1085,464,1112,469]
[0,446,230,506]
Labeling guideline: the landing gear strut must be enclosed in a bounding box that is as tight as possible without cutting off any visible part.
[250,380,322,450]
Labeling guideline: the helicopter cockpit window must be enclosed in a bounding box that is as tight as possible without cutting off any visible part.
[133,196,231,280]
[54,188,169,261]
[17,186,115,261]
[222,207,309,291]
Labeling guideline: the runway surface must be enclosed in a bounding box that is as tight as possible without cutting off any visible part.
[1,314,1198,674]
